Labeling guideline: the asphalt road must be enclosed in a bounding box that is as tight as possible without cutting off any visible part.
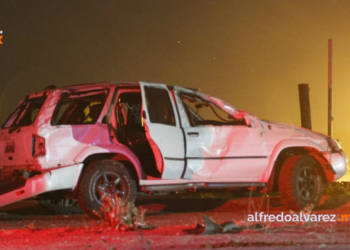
[1,191,350,249]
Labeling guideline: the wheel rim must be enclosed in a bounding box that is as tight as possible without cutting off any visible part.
[296,165,319,201]
[93,171,126,205]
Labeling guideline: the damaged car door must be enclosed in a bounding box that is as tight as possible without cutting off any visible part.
[174,87,268,182]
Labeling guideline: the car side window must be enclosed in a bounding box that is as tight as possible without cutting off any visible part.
[180,93,246,126]
[51,90,108,126]
[2,97,47,128]
[144,86,176,126]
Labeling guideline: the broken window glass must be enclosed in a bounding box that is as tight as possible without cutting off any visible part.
[180,93,246,126]
[2,96,47,128]
[51,90,108,125]
[144,87,175,126]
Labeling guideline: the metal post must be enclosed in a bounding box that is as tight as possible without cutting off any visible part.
[328,39,333,137]
[298,84,312,129]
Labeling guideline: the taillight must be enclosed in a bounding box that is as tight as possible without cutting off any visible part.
[32,134,46,157]
[16,190,25,196]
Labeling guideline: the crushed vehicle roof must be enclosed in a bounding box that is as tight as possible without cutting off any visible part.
[29,81,202,99]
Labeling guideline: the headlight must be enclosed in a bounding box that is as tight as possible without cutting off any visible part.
[326,138,342,153]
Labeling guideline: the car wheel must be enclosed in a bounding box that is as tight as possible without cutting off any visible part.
[278,155,323,210]
[77,159,137,217]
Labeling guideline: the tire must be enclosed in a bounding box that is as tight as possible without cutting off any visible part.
[278,155,323,210]
[77,159,137,217]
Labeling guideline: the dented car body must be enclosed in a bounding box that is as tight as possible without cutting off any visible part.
[0,82,347,214]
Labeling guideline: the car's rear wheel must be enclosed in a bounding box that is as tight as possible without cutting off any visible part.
[278,155,323,210]
[77,159,137,217]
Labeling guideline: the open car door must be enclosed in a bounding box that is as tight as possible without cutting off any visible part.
[139,82,185,179]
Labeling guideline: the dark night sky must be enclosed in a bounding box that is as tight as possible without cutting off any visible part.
[1,0,350,153]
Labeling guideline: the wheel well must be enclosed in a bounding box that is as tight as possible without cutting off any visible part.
[74,153,140,195]
[270,147,327,192]
[120,160,140,190]
[82,153,115,166]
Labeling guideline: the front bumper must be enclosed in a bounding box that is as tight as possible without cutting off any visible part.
[328,151,348,180]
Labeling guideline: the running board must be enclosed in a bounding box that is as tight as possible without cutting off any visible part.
[143,182,266,192]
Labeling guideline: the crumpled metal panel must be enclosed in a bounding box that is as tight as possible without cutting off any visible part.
[0,163,83,208]
[173,87,268,182]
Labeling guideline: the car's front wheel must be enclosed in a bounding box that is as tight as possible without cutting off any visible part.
[77,159,137,217]
[279,155,323,210]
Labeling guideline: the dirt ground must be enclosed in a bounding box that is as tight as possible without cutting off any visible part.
[1,191,350,250]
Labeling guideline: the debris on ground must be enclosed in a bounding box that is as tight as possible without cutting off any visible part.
[93,193,154,231]
[183,215,262,235]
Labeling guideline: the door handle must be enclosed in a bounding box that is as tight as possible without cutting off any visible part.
[187,132,199,137]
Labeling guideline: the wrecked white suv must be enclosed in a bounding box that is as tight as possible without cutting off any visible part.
[0,82,347,216]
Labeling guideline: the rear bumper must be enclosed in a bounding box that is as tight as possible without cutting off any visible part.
[0,163,83,208]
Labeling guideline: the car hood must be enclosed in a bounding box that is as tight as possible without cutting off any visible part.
[260,120,328,143]
[205,94,329,145]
